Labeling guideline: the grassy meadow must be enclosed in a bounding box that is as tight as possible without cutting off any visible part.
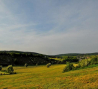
[0,64,98,89]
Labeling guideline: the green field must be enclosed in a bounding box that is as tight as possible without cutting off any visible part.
[0,64,98,89]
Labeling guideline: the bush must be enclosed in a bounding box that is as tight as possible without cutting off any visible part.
[0,65,2,70]
[6,65,14,74]
[46,63,51,68]
[90,57,98,65]
[79,59,90,68]
[79,61,85,68]
[63,62,74,73]
[25,63,28,67]
[85,59,90,66]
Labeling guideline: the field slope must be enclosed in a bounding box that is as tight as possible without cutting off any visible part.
[0,64,98,89]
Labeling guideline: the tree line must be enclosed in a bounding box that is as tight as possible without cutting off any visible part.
[0,52,59,66]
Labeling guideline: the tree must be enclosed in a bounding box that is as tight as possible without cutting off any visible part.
[6,65,14,74]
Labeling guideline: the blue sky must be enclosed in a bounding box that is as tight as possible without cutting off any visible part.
[0,0,98,55]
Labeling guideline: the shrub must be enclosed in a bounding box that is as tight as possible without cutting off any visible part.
[0,65,2,70]
[85,59,90,66]
[6,65,14,74]
[46,63,51,68]
[63,62,74,73]
[25,63,28,67]
[36,63,38,66]
[79,59,91,68]
[79,61,85,68]
[90,57,98,65]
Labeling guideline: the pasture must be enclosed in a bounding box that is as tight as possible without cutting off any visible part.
[0,64,98,89]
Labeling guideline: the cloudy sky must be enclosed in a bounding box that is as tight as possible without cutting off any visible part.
[0,0,98,55]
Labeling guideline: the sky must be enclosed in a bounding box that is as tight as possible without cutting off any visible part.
[0,0,98,55]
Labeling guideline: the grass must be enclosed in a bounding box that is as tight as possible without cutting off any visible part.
[0,64,98,89]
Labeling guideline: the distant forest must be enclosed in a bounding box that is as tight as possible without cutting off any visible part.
[0,51,59,66]
[0,51,98,66]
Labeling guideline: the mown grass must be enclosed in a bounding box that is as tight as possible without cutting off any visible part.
[0,64,98,89]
